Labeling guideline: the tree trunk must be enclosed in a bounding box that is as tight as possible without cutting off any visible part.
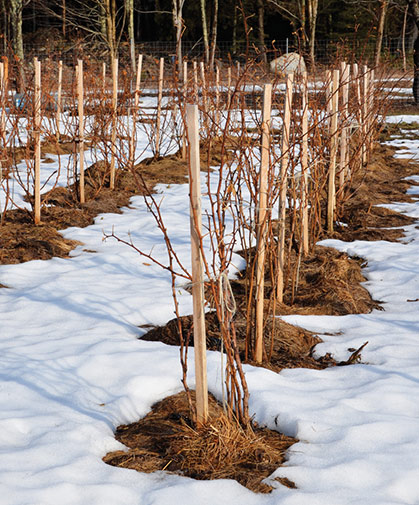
[103,0,117,60]
[62,0,66,37]
[200,0,209,64]
[209,0,218,69]
[307,0,318,68]
[127,0,135,75]
[408,0,419,103]
[375,0,388,68]
[172,0,184,78]
[257,0,267,65]
[9,0,25,91]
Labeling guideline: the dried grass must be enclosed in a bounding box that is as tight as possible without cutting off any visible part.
[103,391,296,493]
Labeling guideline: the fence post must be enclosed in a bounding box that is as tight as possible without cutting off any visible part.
[339,62,350,189]
[182,61,188,160]
[327,68,339,233]
[110,57,118,189]
[255,83,272,364]
[361,65,369,166]
[193,61,198,102]
[186,103,209,428]
[301,71,309,256]
[77,60,85,203]
[129,54,143,170]
[352,63,362,173]
[277,73,294,303]
[199,61,208,117]
[102,62,106,95]
[0,61,4,195]
[215,63,220,129]
[227,66,232,110]
[34,57,41,225]
[56,60,63,142]
[155,57,164,158]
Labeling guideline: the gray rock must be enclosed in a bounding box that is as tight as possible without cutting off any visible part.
[270,53,307,76]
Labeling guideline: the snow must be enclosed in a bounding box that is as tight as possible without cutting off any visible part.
[1,113,419,505]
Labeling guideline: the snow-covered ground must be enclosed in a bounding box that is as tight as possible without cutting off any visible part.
[1,115,419,505]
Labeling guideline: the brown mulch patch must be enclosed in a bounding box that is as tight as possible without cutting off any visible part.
[0,135,230,264]
[334,142,419,242]
[0,152,190,264]
[103,391,296,494]
[141,244,374,373]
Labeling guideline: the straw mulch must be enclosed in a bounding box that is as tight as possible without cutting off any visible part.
[103,391,296,493]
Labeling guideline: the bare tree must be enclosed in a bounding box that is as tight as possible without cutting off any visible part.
[267,0,320,66]
[408,0,419,102]
[172,0,185,77]
[375,0,389,67]
[200,0,210,63]
[8,0,28,90]
[209,0,218,69]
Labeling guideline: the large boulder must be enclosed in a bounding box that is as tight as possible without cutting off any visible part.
[270,53,307,76]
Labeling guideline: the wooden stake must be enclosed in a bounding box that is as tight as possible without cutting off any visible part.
[325,69,333,126]
[129,54,143,170]
[77,59,85,203]
[215,63,220,128]
[181,61,188,160]
[301,71,309,256]
[186,103,208,427]
[34,58,41,225]
[327,69,339,233]
[0,62,4,191]
[227,66,232,110]
[193,61,198,102]
[362,65,369,166]
[102,62,106,95]
[339,62,350,188]
[199,61,208,117]
[255,83,272,364]
[0,62,4,138]
[367,68,375,159]
[155,57,164,158]
[277,73,294,303]
[352,63,362,173]
[56,60,63,142]
[110,57,118,189]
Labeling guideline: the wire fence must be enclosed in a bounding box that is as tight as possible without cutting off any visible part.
[0,37,413,69]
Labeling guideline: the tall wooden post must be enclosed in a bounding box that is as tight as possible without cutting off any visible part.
[327,69,339,233]
[77,60,85,203]
[361,65,369,166]
[277,73,294,303]
[102,62,106,94]
[129,54,143,170]
[182,61,188,160]
[352,63,362,173]
[255,83,272,364]
[367,68,375,160]
[301,71,309,256]
[0,62,4,190]
[34,58,42,225]
[186,103,208,427]
[227,66,232,110]
[326,69,333,126]
[193,61,198,102]
[56,60,63,142]
[199,61,208,117]
[215,63,220,128]
[339,62,350,188]
[155,57,164,158]
[110,58,118,189]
